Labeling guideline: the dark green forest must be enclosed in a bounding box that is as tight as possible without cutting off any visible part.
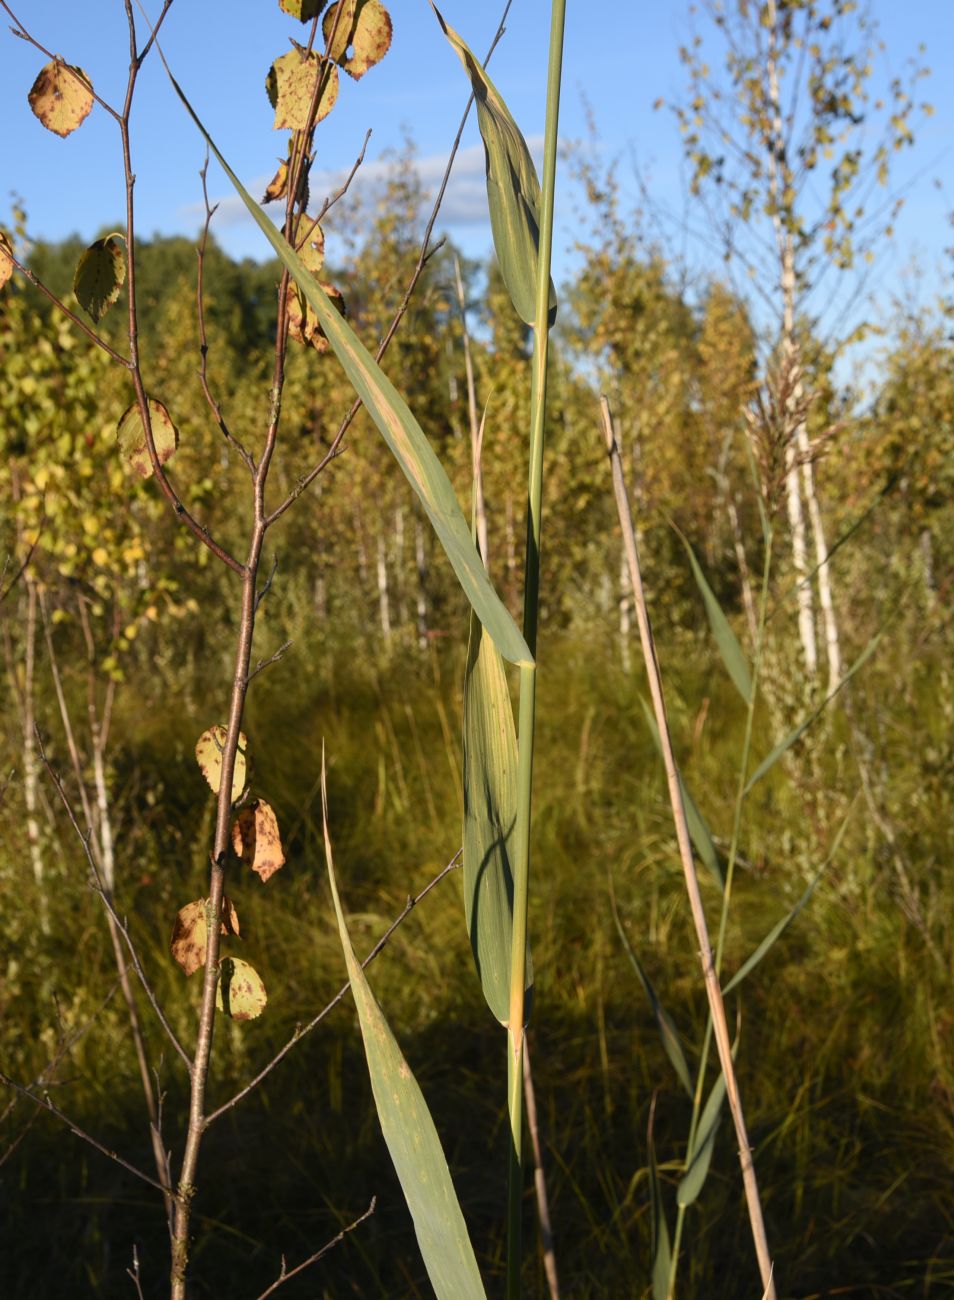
[1,1,953,1298]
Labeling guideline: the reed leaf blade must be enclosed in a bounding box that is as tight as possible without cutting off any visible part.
[677,527,752,704]
[610,882,692,1096]
[640,698,723,890]
[677,1070,727,1208]
[462,609,532,1025]
[429,3,557,327]
[320,760,487,1300]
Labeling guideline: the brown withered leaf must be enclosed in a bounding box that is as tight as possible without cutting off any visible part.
[28,61,94,137]
[231,799,286,883]
[221,893,241,936]
[266,46,339,131]
[284,278,344,353]
[171,898,239,976]
[262,158,289,203]
[323,1,392,80]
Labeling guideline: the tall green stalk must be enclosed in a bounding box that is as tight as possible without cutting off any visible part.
[506,4,566,1294]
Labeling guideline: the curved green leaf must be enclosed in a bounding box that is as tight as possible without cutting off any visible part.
[677,1070,726,1208]
[321,757,487,1300]
[462,606,532,1025]
[161,64,531,667]
[429,3,556,328]
[648,1110,671,1300]
[640,698,723,890]
[676,525,752,704]
[609,881,692,1096]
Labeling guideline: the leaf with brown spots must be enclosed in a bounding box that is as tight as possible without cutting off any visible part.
[195,725,248,803]
[266,46,339,131]
[28,61,94,138]
[231,799,286,883]
[296,222,325,273]
[216,957,267,1021]
[117,398,179,479]
[323,1,392,81]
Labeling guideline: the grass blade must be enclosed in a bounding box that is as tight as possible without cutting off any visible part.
[320,754,487,1300]
[676,1070,726,1208]
[609,880,692,1097]
[640,698,723,890]
[648,1100,672,1300]
[722,800,855,996]
[161,64,531,667]
[462,607,532,1024]
[745,631,883,793]
[429,3,557,327]
[676,525,752,704]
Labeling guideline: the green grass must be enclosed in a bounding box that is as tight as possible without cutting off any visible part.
[1,618,952,1297]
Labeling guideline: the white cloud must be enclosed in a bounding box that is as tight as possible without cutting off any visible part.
[181,136,547,233]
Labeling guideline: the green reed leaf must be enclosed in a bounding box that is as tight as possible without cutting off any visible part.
[610,880,692,1096]
[640,698,723,890]
[429,3,557,328]
[677,1069,726,1208]
[676,525,752,704]
[321,756,487,1300]
[462,606,532,1025]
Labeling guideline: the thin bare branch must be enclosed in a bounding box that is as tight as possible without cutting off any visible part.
[3,251,130,366]
[0,517,46,605]
[0,981,119,1170]
[206,852,462,1126]
[36,732,193,1074]
[254,554,280,613]
[245,639,293,685]
[254,1198,377,1300]
[0,1069,175,1198]
[127,1245,146,1300]
[196,152,254,471]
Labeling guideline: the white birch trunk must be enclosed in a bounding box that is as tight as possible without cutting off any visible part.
[797,428,842,693]
[376,534,392,643]
[766,0,818,680]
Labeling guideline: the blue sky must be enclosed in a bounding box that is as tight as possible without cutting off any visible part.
[2,0,952,324]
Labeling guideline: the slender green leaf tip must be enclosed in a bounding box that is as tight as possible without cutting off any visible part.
[676,525,752,704]
[429,2,557,328]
